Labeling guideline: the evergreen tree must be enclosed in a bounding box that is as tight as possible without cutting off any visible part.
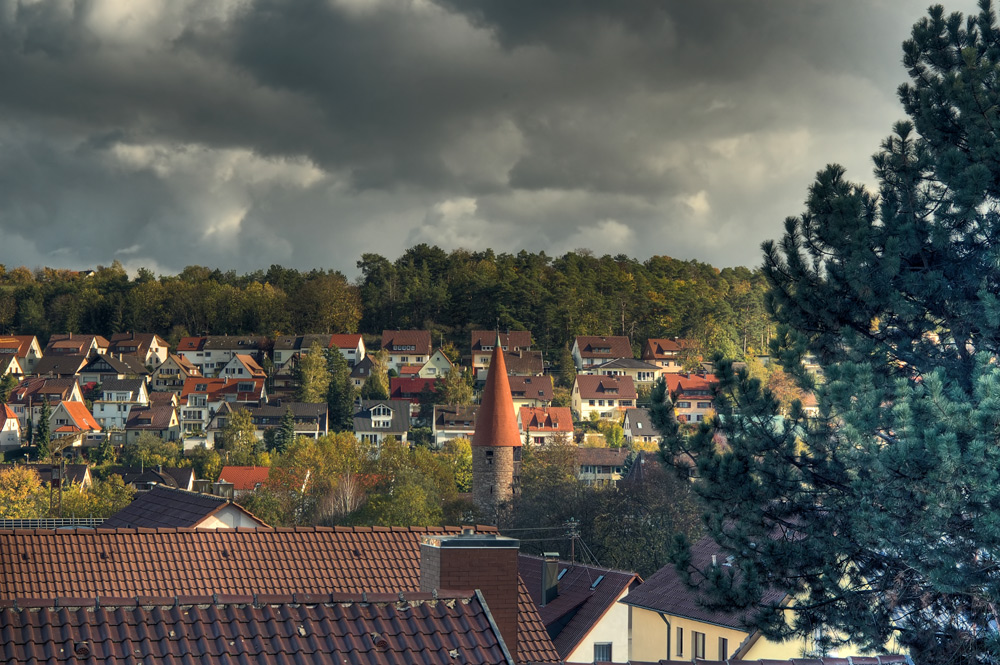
[325,346,356,431]
[34,400,51,461]
[273,407,297,453]
[90,434,115,466]
[0,372,16,402]
[663,5,1000,662]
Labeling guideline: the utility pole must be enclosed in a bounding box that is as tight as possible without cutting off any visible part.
[564,518,580,565]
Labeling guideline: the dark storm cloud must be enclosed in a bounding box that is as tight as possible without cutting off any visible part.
[0,0,976,275]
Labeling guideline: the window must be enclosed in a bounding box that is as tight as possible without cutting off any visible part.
[593,643,612,662]
[693,631,705,659]
[598,400,605,407]
[620,400,632,406]
[676,401,690,408]
[719,637,728,659]
[697,401,712,409]
[589,400,596,406]
[676,627,683,656]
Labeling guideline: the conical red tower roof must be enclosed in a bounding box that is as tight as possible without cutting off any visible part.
[472,336,523,448]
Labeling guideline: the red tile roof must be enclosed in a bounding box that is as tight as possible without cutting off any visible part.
[519,554,639,659]
[641,337,696,359]
[57,401,101,432]
[0,335,36,357]
[177,336,206,352]
[519,407,573,433]
[1,403,17,428]
[389,377,440,402]
[664,373,718,398]
[0,592,513,665]
[473,340,522,448]
[232,353,267,377]
[574,335,632,359]
[180,377,266,402]
[0,526,560,664]
[218,465,270,490]
[574,374,637,400]
[108,332,167,358]
[329,333,363,349]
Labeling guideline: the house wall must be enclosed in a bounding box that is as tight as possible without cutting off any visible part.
[565,586,632,664]
[196,505,265,529]
[629,607,754,662]
[0,422,20,450]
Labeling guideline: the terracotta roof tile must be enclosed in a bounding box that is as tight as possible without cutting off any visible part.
[218,466,270,491]
[574,335,632,359]
[508,375,553,401]
[0,526,558,663]
[2,593,512,665]
[519,407,573,433]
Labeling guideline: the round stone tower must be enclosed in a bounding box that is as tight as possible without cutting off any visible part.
[472,334,523,522]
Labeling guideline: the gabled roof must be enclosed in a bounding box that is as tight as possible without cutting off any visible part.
[622,534,788,629]
[518,554,639,659]
[0,335,37,357]
[248,401,327,420]
[0,463,90,486]
[574,375,637,400]
[105,466,193,490]
[1,592,514,665]
[590,357,661,371]
[164,353,200,375]
[435,404,479,430]
[641,337,696,359]
[389,377,440,402]
[0,354,23,374]
[232,353,266,377]
[100,377,146,395]
[124,405,176,430]
[83,353,150,376]
[623,407,657,434]
[180,377,266,402]
[218,465,270,491]
[353,400,411,434]
[0,404,18,429]
[54,401,101,433]
[576,447,628,467]
[176,336,206,352]
[381,330,432,354]
[102,485,267,529]
[44,334,109,355]
[350,355,374,379]
[508,375,553,401]
[0,526,559,663]
[573,335,632,359]
[273,333,333,352]
[519,407,573,433]
[108,332,167,358]
[502,350,544,375]
[9,377,78,403]
[471,330,532,352]
[149,391,179,406]
[329,333,363,349]
[664,373,718,397]
[31,354,87,377]
[202,336,267,351]
[473,340,522,448]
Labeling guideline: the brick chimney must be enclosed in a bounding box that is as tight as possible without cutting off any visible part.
[420,528,521,658]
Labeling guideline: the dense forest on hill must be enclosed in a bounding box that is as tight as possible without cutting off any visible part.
[0,245,772,359]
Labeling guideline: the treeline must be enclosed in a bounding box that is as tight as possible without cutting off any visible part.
[0,245,771,358]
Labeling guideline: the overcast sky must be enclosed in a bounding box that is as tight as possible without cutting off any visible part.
[0,0,977,277]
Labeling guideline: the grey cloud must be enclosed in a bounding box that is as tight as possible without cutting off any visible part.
[0,0,980,276]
